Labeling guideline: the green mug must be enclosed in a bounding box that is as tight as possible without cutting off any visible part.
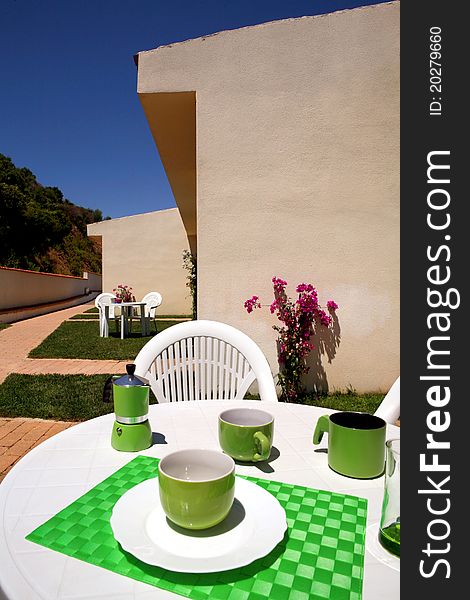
[158,449,235,530]
[313,411,386,479]
[218,408,274,462]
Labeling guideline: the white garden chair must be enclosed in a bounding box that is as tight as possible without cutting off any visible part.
[374,376,400,424]
[140,291,163,334]
[95,292,118,337]
[134,320,278,403]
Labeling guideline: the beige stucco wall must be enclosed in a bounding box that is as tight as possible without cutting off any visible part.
[137,2,400,392]
[0,267,100,311]
[87,208,191,314]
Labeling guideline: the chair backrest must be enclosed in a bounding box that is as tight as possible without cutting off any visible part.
[95,292,117,318]
[134,320,278,403]
[374,376,400,424]
[141,292,163,318]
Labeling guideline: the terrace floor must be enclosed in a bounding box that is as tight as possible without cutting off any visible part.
[0,303,129,383]
[0,302,129,481]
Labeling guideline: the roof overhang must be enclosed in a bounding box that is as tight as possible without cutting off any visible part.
[138,91,196,254]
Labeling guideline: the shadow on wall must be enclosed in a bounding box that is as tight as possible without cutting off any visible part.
[302,311,341,394]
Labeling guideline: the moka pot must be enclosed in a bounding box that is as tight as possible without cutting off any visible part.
[107,363,152,452]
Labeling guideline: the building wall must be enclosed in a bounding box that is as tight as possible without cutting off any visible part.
[87,208,191,314]
[138,2,400,392]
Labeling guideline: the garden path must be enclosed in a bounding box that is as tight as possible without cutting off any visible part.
[0,303,128,384]
[0,303,131,481]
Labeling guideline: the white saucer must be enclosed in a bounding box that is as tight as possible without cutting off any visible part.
[110,477,287,573]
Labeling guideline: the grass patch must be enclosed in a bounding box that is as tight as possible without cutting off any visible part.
[302,391,384,414]
[29,320,181,360]
[244,391,384,414]
[69,313,189,321]
[0,374,157,421]
[0,323,11,331]
[157,315,192,319]
[85,307,99,313]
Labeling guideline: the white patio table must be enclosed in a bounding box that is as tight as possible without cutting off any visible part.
[104,301,148,339]
[0,400,400,600]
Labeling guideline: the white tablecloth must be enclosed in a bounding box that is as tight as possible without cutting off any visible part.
[0,400,400,599]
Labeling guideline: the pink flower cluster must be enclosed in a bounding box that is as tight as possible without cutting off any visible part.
[113,284,135,303]
[244,277,338,401]
[244,295,261,314]
[327,300,339,311]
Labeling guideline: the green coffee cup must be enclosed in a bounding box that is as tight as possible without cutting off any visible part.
[218,408,274,462]
[158,449,235,530]
[313,411,386,479]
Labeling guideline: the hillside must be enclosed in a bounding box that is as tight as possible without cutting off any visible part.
[0,154,105,276]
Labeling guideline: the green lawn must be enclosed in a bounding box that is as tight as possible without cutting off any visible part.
[29,320,181,360]
[84,307,190,319]
[69,313,190,321]
[153,315,192,319]
[302,391,384,414]
[0,323,11,331]
[0,373,383,421]
[0,374,157,421]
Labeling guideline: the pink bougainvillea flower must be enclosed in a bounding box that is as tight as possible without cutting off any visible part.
[244,295,261,314]
[327,300,339,311]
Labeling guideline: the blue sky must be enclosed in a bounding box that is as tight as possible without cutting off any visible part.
[0,0,388,219]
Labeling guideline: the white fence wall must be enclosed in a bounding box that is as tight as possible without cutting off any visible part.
[0,267,102,311]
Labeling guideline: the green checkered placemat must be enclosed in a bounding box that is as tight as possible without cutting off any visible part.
[26,456,367,600]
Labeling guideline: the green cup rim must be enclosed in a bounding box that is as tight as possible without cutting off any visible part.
[219,408,274,428]
[158,449,235,483]
[330,411,386,431]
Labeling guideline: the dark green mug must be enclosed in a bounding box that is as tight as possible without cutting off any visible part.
[313,412,386,479]
[218,408,274,462]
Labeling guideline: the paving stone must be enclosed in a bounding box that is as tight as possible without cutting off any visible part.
[0,418,76,481]
[0,419,26,443]
[0,421,43,447]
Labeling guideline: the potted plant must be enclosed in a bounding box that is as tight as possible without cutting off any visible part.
[113,284,135,303]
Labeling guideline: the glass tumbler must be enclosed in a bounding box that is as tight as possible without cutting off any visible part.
[379,438,400,557]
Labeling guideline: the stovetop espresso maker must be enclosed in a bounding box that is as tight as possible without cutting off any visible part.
[103,363,152,452]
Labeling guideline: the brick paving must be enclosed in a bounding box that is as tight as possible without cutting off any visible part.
[0,302,130,482]
[0,417,75,482]
[0,303,128,383]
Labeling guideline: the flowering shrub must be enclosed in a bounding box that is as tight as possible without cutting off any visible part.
[244,277,338,402]
[113,284,135,303]
[182,250,197,320]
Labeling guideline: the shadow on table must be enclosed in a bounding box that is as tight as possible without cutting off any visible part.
[152,432,168,445]
[131,529,290,585]
[234,446,280,474]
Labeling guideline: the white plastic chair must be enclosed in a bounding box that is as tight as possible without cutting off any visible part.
[374,376,400,424]
[134,319,278,403]
[140,291,163,334]
[95,292,118,337]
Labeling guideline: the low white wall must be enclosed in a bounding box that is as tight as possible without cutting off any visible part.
[0,267,102,311]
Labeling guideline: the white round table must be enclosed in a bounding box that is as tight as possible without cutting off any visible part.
[103,302,148,339]
[0,401,400,600]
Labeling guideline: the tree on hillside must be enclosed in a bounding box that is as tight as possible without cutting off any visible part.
[0,153,104,275]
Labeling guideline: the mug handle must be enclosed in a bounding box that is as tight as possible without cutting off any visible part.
[312,415,330,445]
[253,431,270,461]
